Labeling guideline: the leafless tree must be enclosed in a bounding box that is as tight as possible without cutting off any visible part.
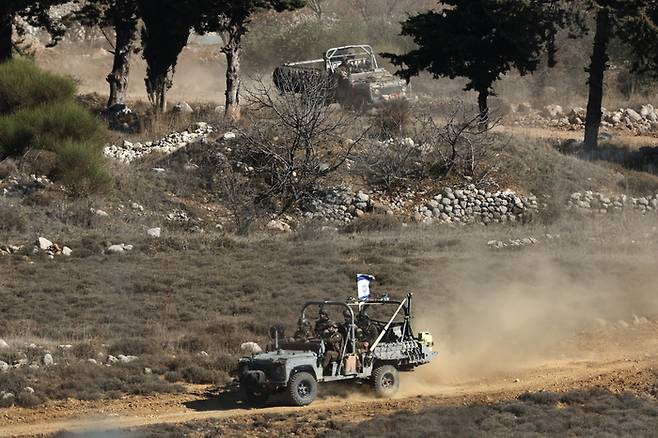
[307,0,324,21]
[239,72,367,212]
[357,101,505,191]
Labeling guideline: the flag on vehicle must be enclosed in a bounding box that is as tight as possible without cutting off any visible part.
[356,274,375,301]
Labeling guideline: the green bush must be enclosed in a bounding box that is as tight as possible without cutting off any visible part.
[54,141,110,193]
[0,59,76,114]
[0,101,104,157]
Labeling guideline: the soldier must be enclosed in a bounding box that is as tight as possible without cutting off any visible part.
[321,323,344,370]
[293,317,312,341]
[356,310,379,344]
[314,308,333,337]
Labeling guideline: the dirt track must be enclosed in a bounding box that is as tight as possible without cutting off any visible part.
[2,327,657,438]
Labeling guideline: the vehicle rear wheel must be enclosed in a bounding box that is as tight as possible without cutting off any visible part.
[372,364,399,398]
[287,371,318,406]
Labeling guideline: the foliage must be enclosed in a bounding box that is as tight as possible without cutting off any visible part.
[0,58,75,114]
[0,101,104,156]
[0,0,68,60]
[383,0,573,119]
[138,0,201,112]
[238,72,365,211]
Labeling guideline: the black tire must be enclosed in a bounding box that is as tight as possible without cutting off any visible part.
[372,364,399,398]
[240,381,269,406]
[287,371,318,406]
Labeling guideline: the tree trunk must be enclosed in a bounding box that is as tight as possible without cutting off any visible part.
[223,43,241,122]
[146,71,170,113]
[477,89,489,129]
[107,19,138,108]
[584,7,611,151]
[0,8,13,62]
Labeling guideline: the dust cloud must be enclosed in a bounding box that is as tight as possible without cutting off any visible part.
[410,247,658,387]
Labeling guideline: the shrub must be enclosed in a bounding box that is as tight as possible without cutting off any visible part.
[54,141,111,193]
[344,213,402,233]
[0,102,109,192]
[0,101,104,157]
[0,59,76,114]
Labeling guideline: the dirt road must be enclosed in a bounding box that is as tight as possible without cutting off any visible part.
[2,329,657,438]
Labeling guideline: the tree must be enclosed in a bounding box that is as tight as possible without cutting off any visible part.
[197,0,305,122]
[138,0,200,113]
[0,1,66,62]
[582,1,658,150]
[383,0,570,126]
[75,0,140,108]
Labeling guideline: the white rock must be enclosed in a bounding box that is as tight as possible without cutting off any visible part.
[266,220,291,233]
[62,246,72,256]
[94,209,109,217]
[241,342,263,355]
[131,202,144,212]
[43,353,54,366]
[223,132,236,140]
[173,101,194,114]
[106,245,125,254]
[0,361,8,373]
[1,392,14,400]
[106,355,119,364]
[147,227,161,238]
[626,108,642,122]
[0,339,8,349]
[37,237,53,251]
[118,354,138,363]
[23,387,34,394]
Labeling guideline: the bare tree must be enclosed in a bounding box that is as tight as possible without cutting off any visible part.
[307,0,324,21]
[357,102,504,191]
[239,72,367,212]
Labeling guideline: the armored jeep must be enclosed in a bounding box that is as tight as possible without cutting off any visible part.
[237,293,437,406]
[273,45,409,109]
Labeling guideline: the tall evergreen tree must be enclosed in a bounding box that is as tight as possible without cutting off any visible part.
[197,0,305,121]
[0,0,66,62]
[76,0,140,108]
[582,1,658,150]
[383,0,570,125]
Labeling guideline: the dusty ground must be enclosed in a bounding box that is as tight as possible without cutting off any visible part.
[1,327,656,437]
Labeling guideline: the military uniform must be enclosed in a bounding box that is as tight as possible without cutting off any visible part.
[321,327,344,369]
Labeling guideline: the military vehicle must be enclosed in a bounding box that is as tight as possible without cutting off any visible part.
[273,45,409,109]
[237,293,437,406]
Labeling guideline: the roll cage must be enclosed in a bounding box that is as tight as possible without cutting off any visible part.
[300,293,416,363]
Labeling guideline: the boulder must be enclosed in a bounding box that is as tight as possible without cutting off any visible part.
[43,353,54,366]
[118,354,138,364]
[0,339,8,349]
[37,237,53,251]
[241,342,263,355]
[106,245,125,254]
[626,108,642,122]
[223,132,236,140]
[172,101,194,114]
[0,361,9,373]
[542,104,564,119]
[62,246,72,256]
[147,227,161,238]
[266,219,291,233]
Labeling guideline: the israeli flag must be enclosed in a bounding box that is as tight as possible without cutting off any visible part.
[357,274,375,301]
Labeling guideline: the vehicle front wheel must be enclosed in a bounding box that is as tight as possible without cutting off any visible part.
[240,381,269,406]
[372,364,399,398]
[287,371,318,406]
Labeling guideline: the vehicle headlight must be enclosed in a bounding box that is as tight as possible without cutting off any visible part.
[273,364,286,379]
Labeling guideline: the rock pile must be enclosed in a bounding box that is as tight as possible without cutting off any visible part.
[413,186,539,224]
[487,237,538,249]
[511,103,658,134]
[1,175,56,197]
[568,191,658,214]
[0,244,22,257]
[33,237,72,259]
[103,122,215,163]
[304,188,375,223]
